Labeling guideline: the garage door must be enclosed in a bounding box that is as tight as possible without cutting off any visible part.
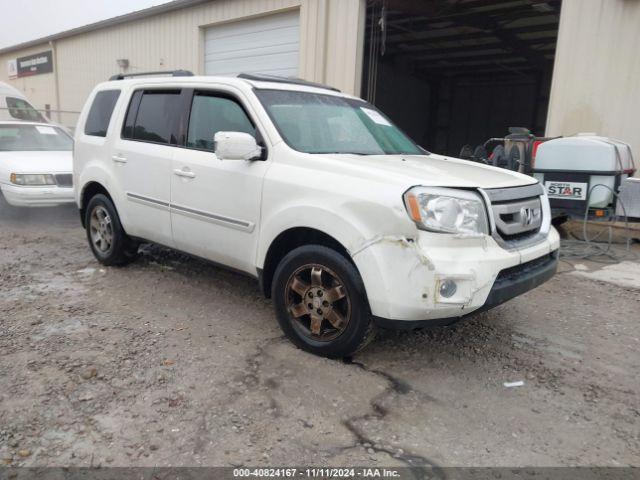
[204,10,300,77]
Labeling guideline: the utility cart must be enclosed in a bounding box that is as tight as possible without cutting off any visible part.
[533,135,636,221]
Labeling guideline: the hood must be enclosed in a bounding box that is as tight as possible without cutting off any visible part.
[316,153,537,189]
[0,150,72,178]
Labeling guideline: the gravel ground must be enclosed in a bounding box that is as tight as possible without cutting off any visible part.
[0,198,638,468]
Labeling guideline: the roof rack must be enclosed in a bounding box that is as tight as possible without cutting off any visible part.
[109,70,194,81]
[237,73,340,92]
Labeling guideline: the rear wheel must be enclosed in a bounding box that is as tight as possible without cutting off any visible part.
[85,194,138,266]
[272,245,375,358]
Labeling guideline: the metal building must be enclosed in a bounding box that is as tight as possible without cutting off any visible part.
[0,0,366,128]
[0,0,638,168]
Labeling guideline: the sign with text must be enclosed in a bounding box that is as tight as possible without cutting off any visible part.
[7,58,17,79]
[16,50,53,77]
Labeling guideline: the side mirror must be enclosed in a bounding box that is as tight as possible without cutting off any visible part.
[214,131,263,161]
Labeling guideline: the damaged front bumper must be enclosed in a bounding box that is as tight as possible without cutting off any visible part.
[351,227,560,327]
[373,250,558,330]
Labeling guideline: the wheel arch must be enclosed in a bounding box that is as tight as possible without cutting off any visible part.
[79,181,115,228]
[257,203,402,301]
[259,226,356,299]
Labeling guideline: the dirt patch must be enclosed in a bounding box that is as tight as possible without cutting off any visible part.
[0,199,638,467]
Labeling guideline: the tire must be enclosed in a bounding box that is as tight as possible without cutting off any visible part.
[272,245,376,358]
[84,194,138,266]
[507,145,521,172]
[491,144,507,168]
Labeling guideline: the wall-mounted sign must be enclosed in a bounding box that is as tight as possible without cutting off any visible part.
[16,50,53,77]
[7,59,17,79]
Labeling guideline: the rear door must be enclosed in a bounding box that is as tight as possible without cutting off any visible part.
[112,88,185,246]
[170,88,269,274]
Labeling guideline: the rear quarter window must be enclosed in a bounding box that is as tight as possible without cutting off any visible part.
[84,90,121,137]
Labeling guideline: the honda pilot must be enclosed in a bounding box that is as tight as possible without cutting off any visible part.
[74,72,559,357]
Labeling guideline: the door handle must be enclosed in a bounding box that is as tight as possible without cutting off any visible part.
[173,168,196,179]
[111,154,127,164]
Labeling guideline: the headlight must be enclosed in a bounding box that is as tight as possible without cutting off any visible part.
[403,187,489,235]
[10,173,56,186]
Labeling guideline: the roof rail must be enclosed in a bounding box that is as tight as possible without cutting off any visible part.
[237,73,340,92]
[109,70,194,81]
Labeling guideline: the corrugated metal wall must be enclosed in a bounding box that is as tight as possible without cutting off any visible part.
[299,0,365,96]
[0,0,365,128]
[547,0,640,175]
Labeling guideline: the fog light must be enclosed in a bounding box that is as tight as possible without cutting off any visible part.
[439,279,457,298]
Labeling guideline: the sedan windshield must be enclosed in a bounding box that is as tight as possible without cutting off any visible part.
[0,124,72,151]
[255,89,422,155]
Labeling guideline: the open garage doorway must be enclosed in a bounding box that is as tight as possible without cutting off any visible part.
[362,0,562,157]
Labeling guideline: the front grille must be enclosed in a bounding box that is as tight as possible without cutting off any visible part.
[55,174,73,187]
[483,183,547,249]
[492,196,542,240]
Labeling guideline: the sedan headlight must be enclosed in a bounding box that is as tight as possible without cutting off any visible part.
[10,173,56,186]
[403,187,489,235]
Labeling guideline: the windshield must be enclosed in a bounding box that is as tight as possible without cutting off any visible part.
[0,124,72,151]
[255,89,422,155]
[5,97,46,122]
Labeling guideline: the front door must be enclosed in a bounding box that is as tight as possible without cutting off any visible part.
[170,89,269,274]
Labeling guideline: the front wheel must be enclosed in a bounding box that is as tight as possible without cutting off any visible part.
[272,245,375,358]
[85,194,138,266]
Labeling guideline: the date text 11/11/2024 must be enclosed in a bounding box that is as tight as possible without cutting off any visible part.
[233,468,403,478]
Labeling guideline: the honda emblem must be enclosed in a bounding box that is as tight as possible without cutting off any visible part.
[520,207,535,227]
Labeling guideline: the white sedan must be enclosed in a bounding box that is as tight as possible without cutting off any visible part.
[0,121,74,207]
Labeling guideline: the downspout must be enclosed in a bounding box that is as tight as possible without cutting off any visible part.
[318,0,330,85]
[49,40,61,124]
[353,0,367,97]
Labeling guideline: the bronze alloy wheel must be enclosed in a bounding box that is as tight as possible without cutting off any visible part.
[284,264,351,342]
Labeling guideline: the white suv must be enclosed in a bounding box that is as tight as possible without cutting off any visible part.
[74,71,559,357]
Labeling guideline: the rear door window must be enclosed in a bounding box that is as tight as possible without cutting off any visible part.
[186,93,255,152]
[124,90,182,145]
[84,90,121,137]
